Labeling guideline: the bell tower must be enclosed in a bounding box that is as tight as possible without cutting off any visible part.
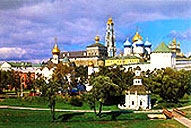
[105,17,116,57]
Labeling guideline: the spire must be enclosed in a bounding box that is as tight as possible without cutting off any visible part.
[55,37,57,45]
[107,16,113,25]
[177,41,180,47]
[173,37,176,46]
[52,37,60,55]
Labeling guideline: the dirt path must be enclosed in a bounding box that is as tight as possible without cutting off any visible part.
[177,105,191,110]
[0,105,163,113]
[172,111,191,128]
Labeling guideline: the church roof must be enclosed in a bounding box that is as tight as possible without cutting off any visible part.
[153,42,172,53]
[62,57,69,63]
[61,51,87,58]
[87,43,106,48]
[128,85,148,95]
[144,38,152,47]
[124,37,132,47]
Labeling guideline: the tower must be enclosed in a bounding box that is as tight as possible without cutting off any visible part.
[105,17,116,57]
[124,37,132,56]
[52,37,60,64]
[144,37,152,55]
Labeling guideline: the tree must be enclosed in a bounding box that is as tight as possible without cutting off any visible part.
[97,65,134,93]
[25,72,35,91]
[6,70,21,95]
[75,65,88,84]
[45,79,60,121]
[54,63,72,95]
[0,70,9,92]
[87,76,121,117]
[143,68,191,103]
[34,73,47,96]
[34,73,61,122]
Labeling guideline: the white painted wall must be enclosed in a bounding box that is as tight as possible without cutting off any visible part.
[0,62,12,68]
[150,52,175,70]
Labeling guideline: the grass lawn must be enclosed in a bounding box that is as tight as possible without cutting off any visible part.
[0,97,121,111]
[0,109,185,128]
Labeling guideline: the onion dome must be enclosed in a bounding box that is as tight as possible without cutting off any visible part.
[177,41,180,47]
[124,37,132,47]
[181,52,184,57]
[135,38,144,46]
[144,37,152,47]
[88,60,94,67]
[132,31,143,42]
[107,17,113,25]
[52,37,60,55]
[169,41,172,47]
[95,35,100,42]
[173,37,176,46]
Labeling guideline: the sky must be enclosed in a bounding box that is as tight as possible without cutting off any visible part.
[0,0,191,63]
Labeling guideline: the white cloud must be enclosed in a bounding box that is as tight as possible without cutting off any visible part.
[0,0,191,61]
[0,47,27,59]
[167,30,191,41]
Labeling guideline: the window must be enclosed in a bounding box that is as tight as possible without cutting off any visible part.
[140,101,142,105]
[132,101,134,105]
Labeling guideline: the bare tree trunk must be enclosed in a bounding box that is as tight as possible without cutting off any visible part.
[98,102,103,118]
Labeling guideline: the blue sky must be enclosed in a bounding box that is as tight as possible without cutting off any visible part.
[0,0,191,63]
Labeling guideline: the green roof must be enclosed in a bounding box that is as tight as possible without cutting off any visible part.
[6,62,34,67]
[87,43,105,48]
[153,42,172,53]
[32,63,42,67]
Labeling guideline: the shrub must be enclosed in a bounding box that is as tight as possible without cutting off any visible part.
[70,96,83,107]
[22,96,47,103]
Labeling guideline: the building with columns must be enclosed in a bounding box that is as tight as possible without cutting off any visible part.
[118,67,151,110]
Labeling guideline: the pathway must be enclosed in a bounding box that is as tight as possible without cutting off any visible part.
[172,111,191,128]
[0,105,162,113]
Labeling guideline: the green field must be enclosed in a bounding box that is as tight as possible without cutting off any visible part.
[0,109,185,128]
[0,97,121,111]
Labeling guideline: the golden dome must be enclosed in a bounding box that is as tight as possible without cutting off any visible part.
[177,41,180,46]
[107,17,113,25]
[95,36,100,42]
[132,31,143,42]
[173,38,176,46]
[181,52,184,57]
[52,37,60,55]
[88,60,94,67]
[169,41,172,46]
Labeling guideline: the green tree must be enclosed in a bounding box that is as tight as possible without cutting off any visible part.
[34,73,61,122]
[25,72,35,91]
[6,70,21,95]
[97,66,134,93]
[144,68,191,103]
[87,76,120,117]
[0,70,9,92]
[75,65,88,84]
